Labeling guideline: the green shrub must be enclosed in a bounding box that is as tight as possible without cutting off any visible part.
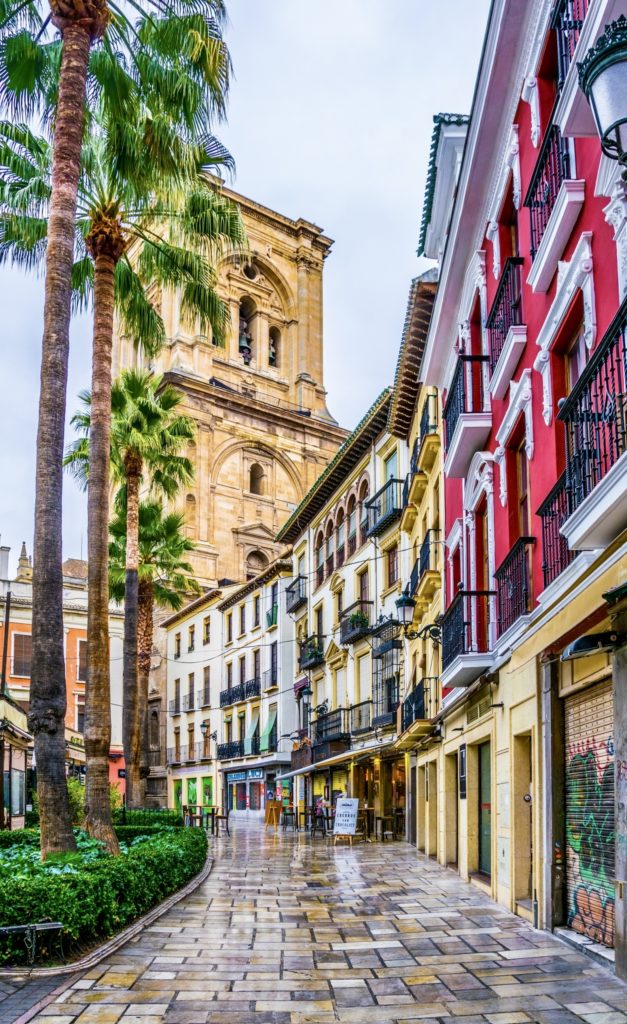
[113,808,183,827]
[0,829,40,849]
[0,828,207,965]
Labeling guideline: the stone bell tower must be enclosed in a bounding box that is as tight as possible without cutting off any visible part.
[113,186,348,586]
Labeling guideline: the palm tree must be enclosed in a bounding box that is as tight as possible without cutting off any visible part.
[66,371,196,805]
[0,0,231,856]
[1,117,245,851]
[109,501,200,785]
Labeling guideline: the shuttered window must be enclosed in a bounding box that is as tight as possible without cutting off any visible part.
[13,634,31,677]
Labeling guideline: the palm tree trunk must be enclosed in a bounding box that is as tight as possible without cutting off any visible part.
[84,242,121,853]
[29,22,94,859]
[137,578,154,803]
[123,466,141,807]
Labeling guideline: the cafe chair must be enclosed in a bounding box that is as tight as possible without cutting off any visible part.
[214,807,231,836]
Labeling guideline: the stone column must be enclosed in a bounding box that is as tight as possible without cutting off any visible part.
[296,251,312,378]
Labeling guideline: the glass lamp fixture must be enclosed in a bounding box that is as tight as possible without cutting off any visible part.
[395,587,416,627]
[579,16,627,169]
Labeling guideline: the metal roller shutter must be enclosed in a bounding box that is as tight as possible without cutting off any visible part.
[564,679,615,947]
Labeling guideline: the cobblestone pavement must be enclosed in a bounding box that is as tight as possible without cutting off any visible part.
[21,820,627,1024]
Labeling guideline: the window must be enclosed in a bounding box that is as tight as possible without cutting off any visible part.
[149,709,159,749]
[188,723,195,759]
[226,662,233,690]
[225,719,232,743]
[246,549,268,580]
[188,673,195,707]
[387,545,399,587]
[203,616,210,645]
[270,581,278,611]
[76,695,85,734]
[315,533,324,587]
[359,569,369,604]
[516,440,531,537]
[565,323,588,394]
[270,642,278,686]
[174,728,181,760]
[77,639,87,682]
[203,666,210,705]
[253,648,260,681]
[239,656,246,685]
[269,327,280,368]
[174,633,181,659]
[239,297,255,362]
[325,523,334,577]
[202,722,211,758]
[188,625,195,652]
[384,449,398,481]
[335,588,344,623]
[226,613,233,644]
[253,594,260,627]
[315,605,323,638]
[347,497,357,556]
[249,463,265,495]
[239,604,246,636]
[238,714,245,743]
[174,679,181,711]
[12,634,31,677]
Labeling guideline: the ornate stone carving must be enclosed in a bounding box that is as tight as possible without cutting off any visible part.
[493,446,507,507]
[603,178,627,300]
[522,76,541,148]
[496,369,534,460]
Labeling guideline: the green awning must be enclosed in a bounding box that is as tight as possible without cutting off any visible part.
[260,707,277,752]
[244,710,260,755]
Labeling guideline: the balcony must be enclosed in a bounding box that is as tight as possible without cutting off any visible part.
[266,604,278,629]
[217,740,244,760]
[299,634,325,671]
[182,692,195,712]
[538,472,575,590]
[441,590,495,689]
[443,356,491,479]
[169,698,181,716]
[486,257,526,399]
[365,478,403,537]
[196,741,212,762]
[312,708,350,762]
[397,677,437,747]
[263,668,278,690]
[495,537,535,638]
[400,473,417,534]
[350,699,372,735]
[200,688,211,709]
[417,393,440,472]
[410,530,440,607]
[524,123,584,293]
[559,299,627,549]
[291,743,313,771]
[553,0,590,91]
[286,575,307,614]
[372,621,402,728]
[167,746,181,765]
[339,600,373,645]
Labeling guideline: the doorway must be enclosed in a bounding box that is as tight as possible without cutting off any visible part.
[445,752,459,867]
[513,733,533,907]
[409,765,417,846]
[478,741,492,876]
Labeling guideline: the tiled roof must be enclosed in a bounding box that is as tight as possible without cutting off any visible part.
[275,389,391,545]
[417,113,469,257]
[388,270,438,439]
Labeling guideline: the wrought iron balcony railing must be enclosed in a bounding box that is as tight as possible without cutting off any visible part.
[495,537,535,637]
[373,677,400,729]
[558,298,627,514]
[167,747,181,764]
[443,356,488,452]
[420,529,439,579]
[486,257,524,376]
[313,707,350,743]
[552,0,590,92]
[419,392,438,444]
[196,741,212,762]
[402,473,412,510]
[263,667,278,690]
[365,478,403,537]
[286,575,307,614]
[299,634,325,671]
[441,590,495,671]
[169,698,181,715]
[537,471,574,589]
[524,123,572,260]
[339,600,373,645]
[401,676,437,732]
[182,692,195,712]
[217,740,244,760]
[350,699,372,734]
[220,683,242,707]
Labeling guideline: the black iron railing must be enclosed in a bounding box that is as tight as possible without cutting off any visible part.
[486,257,524,375]
[286,575,307,614]
[559,299,627,514]
[441,590,494,671]
[339,600,373,644]
[552,0,590,91]
[420,392,438,444]
[182,692,195,712]
[169,698,181,715]
[420,529,439,579]
[495,538,535,636]
[220,684,241,707]
[409,557,420,597]
[347,514,358,556]
[316,561,324,588]
[402,473,412,510]
[263,667,278,690]
[373,676,400,728]
[410,436,420,474]
[350,700,372,734]
[313,707,350,742]
[443,356,489,452]
[299,634,325,671]
[525,123,572,259]
[401,676,438,731]
[365,478,403,536]
[537,471,574,588]
[217,740,244,760]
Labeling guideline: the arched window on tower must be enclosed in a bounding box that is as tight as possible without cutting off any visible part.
[249,463,265,496]
[185,493,196,537]
[269,327,280,368]
[239,297,256,365]
[246,549,269,580]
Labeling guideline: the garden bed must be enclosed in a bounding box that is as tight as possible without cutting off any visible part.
[0,825,207,965]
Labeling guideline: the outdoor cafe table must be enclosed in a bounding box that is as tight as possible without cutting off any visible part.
[184,805,217,834]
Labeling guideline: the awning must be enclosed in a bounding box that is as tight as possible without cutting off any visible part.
[276,738,395,781]
[259,706,277,752]
[244,710,260,756]
[293,677,310,695]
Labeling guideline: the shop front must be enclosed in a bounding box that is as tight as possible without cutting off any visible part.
[225,766,292,818]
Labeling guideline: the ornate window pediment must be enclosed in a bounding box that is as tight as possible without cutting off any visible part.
[486,125,522,279]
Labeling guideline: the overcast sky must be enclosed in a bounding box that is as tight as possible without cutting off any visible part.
[0,0,490,576]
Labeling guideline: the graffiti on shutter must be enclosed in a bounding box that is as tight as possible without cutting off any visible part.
[565,680,615,947]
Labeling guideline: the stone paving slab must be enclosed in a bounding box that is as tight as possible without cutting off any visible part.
[8,820,627,1024]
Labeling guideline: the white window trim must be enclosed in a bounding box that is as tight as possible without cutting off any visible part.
[486,125,522,279]
[493,368,534,508]
[463,453,497,651]
[533,231,596,425]
[11,631,32,678]
[445,518,464,598]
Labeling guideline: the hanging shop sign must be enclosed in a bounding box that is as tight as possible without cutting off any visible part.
[227,771,247,783]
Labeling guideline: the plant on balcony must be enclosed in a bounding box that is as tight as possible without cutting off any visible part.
[348,611,369,630]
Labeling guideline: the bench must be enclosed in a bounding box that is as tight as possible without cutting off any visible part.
[0,921,64,964]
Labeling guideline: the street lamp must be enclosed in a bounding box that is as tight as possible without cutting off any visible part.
[579,16,627,171]
[395,587,442,642]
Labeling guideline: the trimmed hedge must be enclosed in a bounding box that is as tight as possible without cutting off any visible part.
[0,827,207,964]
[113,809,183,827]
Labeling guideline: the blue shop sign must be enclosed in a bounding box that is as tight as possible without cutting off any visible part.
[227,771,247,782]
[248,769,264,779]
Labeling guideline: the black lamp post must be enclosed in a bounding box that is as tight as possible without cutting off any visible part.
[579,16,627,172]
[395,586,441,643]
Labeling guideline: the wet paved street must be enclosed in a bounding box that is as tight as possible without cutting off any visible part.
[22,820,627,1024]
